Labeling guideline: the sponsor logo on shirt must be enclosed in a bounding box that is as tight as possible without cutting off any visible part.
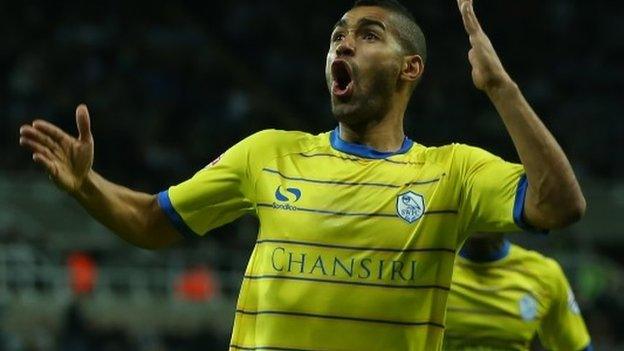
[272,186,302,211]
[270,246,419,282]
[275,186,302,202]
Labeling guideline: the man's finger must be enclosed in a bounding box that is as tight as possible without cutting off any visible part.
[19,137,56,161]
[20,125,61,152]
[32,119,73,144]
[76,104,92,143]
[459,0,482,36]
[32,153,57,178]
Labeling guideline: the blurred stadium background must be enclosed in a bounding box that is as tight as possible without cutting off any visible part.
[1,0,622,350]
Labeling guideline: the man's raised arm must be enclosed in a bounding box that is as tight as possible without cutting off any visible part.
[19,104,182,249]
[456,0,586,229]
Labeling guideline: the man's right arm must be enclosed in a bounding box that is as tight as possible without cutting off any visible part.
[75,170,182,249]
[19,104,182,250]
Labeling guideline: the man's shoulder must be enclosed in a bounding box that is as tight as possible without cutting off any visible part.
[413,142,492,163]
[246,129,326,146]
[509,245,565,281]
[510,244,549,263]
[246,128,318,141]
[241,129,329,158]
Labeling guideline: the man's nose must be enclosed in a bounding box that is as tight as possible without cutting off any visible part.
[336,35,355,57]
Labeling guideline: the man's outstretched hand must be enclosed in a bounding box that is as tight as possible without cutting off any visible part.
[19,104,94,195]
[457,0,513,93]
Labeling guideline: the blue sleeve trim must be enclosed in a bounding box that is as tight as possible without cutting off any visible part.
[513,175,549,234]
[157,190,197,240]
[580,342,593,351]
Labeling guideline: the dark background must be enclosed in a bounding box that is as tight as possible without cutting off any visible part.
[0,1,622,350]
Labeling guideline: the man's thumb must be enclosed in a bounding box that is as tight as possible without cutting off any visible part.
[76,104,92,142]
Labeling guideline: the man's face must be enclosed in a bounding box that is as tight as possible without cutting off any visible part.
[326,6,405,125]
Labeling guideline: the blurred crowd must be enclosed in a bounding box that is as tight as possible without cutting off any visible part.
[1,0,622,350]
[2,1,622,186]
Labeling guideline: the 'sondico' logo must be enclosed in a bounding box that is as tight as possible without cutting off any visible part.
[275,186,302,203]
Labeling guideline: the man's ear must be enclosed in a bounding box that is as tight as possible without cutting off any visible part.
[401,54,424,82]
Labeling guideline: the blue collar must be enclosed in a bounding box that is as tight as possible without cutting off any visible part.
[459,240,511,263]
[330,127,414,159]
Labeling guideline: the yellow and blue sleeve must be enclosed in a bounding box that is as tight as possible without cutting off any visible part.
[538,261,592,351]
[157,135,257,238]
[455,145,542,241]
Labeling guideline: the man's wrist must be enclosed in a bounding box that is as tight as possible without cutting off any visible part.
[74,170,96,202]
[485,78,520,102]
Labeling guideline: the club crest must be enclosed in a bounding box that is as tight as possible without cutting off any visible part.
[396,192,425,223]
[519,294,538,321]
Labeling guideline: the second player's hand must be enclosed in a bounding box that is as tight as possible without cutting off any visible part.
[19,104,94,195]
[457,0,513,93]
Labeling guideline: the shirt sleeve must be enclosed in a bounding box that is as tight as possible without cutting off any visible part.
[455,145,529,241]
[538,260,591,351]
[157,133,259,238]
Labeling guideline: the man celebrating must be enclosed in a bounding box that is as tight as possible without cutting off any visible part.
[19,0,585,349]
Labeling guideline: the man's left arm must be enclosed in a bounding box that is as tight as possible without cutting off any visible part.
[456,0,586,229]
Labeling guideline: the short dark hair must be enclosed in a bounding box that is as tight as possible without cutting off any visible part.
[352,0,427,63]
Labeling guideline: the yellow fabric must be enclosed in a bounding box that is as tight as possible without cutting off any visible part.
[444,245,591,351]
[162,129,526,350]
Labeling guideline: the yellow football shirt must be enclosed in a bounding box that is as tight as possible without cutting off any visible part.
[158,128,529,350]
[444,243,591,351]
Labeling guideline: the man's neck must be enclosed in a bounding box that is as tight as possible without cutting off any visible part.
[338,105,407,152]
[460,235,508,262]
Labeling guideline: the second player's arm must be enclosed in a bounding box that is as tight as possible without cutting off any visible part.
[457,0,585,229]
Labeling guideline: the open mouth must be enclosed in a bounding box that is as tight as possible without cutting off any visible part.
[331,60,354,98]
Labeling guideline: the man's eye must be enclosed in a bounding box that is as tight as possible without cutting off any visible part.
[363,32,378,41]
[333,33,345,42]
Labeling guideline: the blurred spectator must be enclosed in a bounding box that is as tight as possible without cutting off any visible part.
[175,265,220,302]
[67,252,97,296]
